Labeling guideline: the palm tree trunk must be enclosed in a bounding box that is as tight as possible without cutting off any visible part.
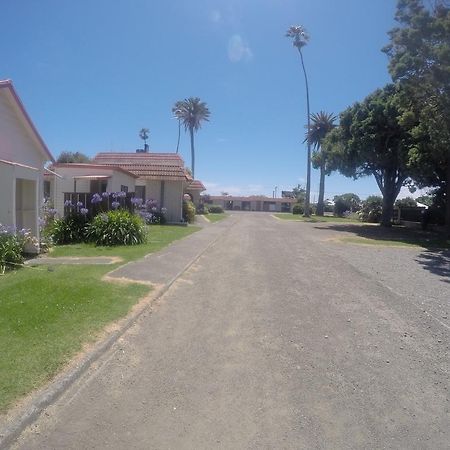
[297,47,311,217]
[176,119,181,154]
[189,127,195,179]
[316,164,325,216]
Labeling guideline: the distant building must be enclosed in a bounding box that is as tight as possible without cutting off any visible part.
[207,195,296,212]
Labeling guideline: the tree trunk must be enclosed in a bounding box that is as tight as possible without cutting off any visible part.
[189,127,195,179]
[445,160,450,239]
[381,193,394,227]
[316,164,325,216]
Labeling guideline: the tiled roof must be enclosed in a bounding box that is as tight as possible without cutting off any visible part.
[209,195,297,203]
[52,163,139,178]
[93,152,190,181]
[187,180,206,191]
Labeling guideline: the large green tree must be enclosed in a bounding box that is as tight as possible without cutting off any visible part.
[383,0,450,235]
[172,98,210,179]
[307,111,337,216]
[324,84,414,227]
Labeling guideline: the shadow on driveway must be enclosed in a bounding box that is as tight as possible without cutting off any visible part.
[312,223,450,283]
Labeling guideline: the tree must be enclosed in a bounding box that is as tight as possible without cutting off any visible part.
[383,0,450,235]
[395,196,417,207]
[172,101,183,154]
[333,193,361,216]
[416,194,434,206]
[286,25,312,217]
[139,128,150,150]
[324,84,414,227]
[172,97,210,179]
[307,111,337,215]
[292,184,307,205]
[57,151,91,163]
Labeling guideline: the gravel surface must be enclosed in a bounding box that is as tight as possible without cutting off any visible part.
[13,213,449,450]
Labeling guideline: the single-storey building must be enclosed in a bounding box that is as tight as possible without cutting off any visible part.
[93,152,193,223]
[0,80,54,248]
[45,163,138,217]
[207,195,297,212]
[185,180,206,208]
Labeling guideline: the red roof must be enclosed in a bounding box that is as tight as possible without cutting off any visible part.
[93,152,191,181]
[187,180,206,191]
[0,80,54,162]
[209,195,297,203]
[51,163,139,178]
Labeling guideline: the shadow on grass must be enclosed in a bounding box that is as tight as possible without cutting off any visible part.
[313,223,450,283]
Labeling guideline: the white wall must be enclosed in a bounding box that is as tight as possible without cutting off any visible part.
[0,163,14,226]
[0,91,46,169]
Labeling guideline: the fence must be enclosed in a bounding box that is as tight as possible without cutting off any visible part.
[63,192,135,217]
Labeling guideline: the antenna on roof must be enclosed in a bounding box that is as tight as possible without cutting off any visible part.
[138,128,150,153]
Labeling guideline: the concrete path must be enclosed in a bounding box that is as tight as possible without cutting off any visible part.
[12,213,450,449]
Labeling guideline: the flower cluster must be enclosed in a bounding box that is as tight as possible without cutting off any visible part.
[130,197,143,207]
[111,201,120,209]
[91,193,103,204]
[112,191,127,199]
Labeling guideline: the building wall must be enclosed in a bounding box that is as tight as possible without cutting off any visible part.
[0,91,45,169]
[0,162,14,227]
[51,167,136,216]
[163,181,184,223]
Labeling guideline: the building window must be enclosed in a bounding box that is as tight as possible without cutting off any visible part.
[121,185,128,193]
[43,180,51,199]
[135,185,146,201]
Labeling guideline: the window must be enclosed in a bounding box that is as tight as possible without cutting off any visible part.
[121,185,128,193]
[43,180,51,199]
[135,185,146,201]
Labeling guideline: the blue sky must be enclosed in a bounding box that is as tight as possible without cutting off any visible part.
[2,0,411,200]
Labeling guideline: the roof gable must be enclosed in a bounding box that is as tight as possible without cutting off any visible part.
[0,80,54,162]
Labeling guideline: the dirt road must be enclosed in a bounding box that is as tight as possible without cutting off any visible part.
[14,213,450,449]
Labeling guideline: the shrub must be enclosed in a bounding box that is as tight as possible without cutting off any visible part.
[334,198,349,217]
[87,210,146,246]
[0,225,27,273]
[292,204,303,215]
[208,205,224,214]
[50,213,90,244]
[196,204,210,215]
[359,196,383,223]
[183,200,196,223]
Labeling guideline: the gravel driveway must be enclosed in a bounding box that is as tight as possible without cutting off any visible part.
[13,213,449,450]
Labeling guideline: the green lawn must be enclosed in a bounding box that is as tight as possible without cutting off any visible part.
[49,225,199,261]
[274,213,361,223]
[206,213,227,223]
[0,225,199,412]
[339,236,450,248]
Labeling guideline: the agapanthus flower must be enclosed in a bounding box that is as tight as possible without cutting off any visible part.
[80,208,89,215]
[64,200,73,207]
[77,201,84,208]
[131,197,143,206]
[101,192,110,198]
[91,193,102,204]
[111,201,120,209]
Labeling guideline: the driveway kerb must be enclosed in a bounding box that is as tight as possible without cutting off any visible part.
[0,221,233,450]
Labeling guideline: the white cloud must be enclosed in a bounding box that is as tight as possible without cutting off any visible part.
[227,34,253,63]
[210,10,222,23]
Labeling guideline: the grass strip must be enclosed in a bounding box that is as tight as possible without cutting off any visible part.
[206,213,227,223]
[0,225,199,412]
[274,213,360,223]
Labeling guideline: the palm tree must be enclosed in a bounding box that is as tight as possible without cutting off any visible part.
[307,111,337,216]
[172,101,183,154]
[172,98,210,178]
[286,25,311,217]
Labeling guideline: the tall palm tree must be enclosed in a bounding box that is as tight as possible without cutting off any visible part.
[307,111,337,216]
[286,25,311,217]
[172,97,210,178]
[172,101,183,154]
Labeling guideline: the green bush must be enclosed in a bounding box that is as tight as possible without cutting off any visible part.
[196,204,210,215]
[50,213,90,244]
[183,200,196,223]
[292,204,303,215]
[359,196,383,223]
[0,225,25,273]
[87,210,146,246]
[208,205,224,214]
